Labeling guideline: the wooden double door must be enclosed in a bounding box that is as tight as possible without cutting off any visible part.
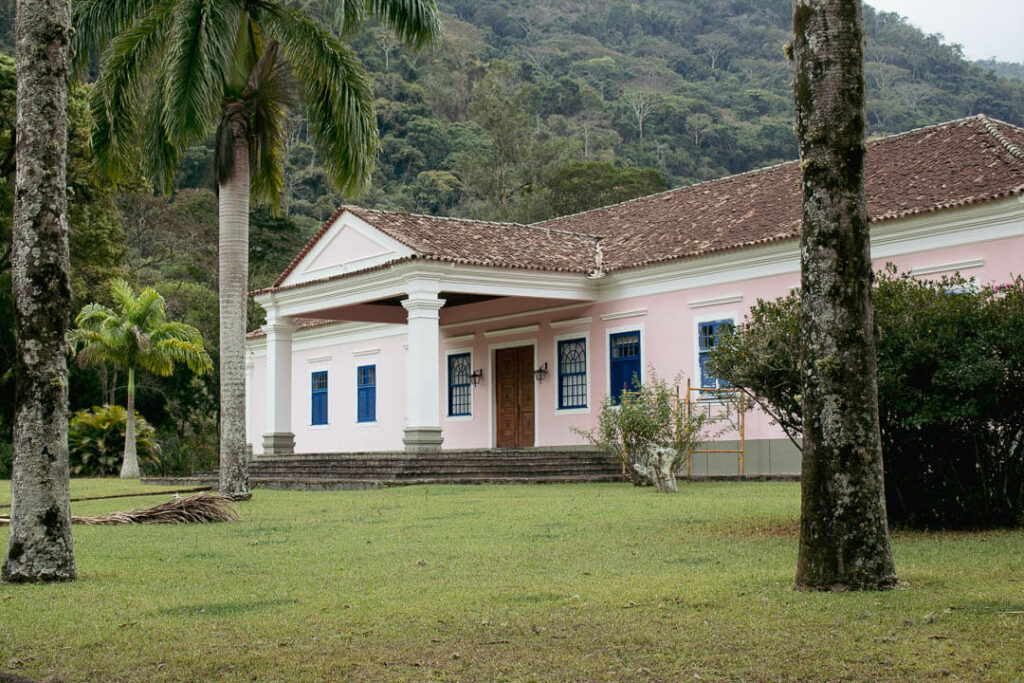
[495,346,535,448]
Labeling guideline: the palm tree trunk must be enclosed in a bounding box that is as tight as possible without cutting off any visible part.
[792,0,896,591]
[120,368,140,478]
[3,0,76,583]
[218,108,252,500]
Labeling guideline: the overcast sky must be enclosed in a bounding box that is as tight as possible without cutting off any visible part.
[867,0,1024,64]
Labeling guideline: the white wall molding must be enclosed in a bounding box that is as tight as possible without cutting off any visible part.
[600,308,647,321]
[689,294,743,309]
[483,323,541,338]
[443,333,475,344]
[908,258,985,277]
[549,316,593,329]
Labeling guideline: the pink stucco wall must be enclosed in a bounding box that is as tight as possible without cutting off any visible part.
[248,230,1023,454]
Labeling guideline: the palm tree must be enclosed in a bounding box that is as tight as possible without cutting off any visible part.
[69,279,213,479]
[73,0,441,498]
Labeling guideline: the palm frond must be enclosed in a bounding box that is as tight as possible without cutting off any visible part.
[74,302,118,330]
[161,0,241,146]
[72,494,237,525]
[259,0,377,196]
[245,41,293,210]
[367,0,441,50]
[151,337,214,375]
[143,77,186,195]
[90,2,174,180]
[301,0,364,37]
[71,0,167,75]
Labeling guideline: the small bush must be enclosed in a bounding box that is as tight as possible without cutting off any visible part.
[152,431,218,476]
[579,369,728,491]
[68,405,162,476]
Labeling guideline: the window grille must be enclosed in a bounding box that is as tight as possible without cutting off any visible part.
[448,353,472,416]
[698,320,733,388]
[558,338,587,409]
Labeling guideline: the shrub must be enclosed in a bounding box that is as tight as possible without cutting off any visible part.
[580,369,729,492]
[68,405,162,476]
[709,269,1024,528]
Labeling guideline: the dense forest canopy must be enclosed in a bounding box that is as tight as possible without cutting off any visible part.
[1,0,1023,469]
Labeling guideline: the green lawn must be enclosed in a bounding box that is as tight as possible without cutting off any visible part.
[1,479,1022,682]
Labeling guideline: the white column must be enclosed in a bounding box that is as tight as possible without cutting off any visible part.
[401,280,445,452]
[262,314,297,456]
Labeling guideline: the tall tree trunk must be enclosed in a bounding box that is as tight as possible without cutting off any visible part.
[120,368,139,478]
[2,0,76,583]
[218,106,251,500]
[791,0,896,591]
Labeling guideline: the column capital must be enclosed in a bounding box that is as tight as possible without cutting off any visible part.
[401,296,445,318]
[262,318,298,336]
[403,276,442,301]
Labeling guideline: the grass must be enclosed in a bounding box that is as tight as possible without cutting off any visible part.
[1,479,1022,682]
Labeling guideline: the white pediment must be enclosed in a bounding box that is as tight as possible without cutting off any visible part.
[279,210,416,288]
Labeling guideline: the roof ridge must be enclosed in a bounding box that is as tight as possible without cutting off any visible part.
[976,114,1024,165]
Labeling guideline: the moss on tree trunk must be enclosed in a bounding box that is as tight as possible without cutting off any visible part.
[2,0,76,583]
[791,0,896,591]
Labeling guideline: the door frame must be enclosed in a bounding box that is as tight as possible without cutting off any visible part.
[488,338,538,448]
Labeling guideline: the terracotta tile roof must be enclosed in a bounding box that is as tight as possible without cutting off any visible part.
[260,115,1024,294]
[271,206,600,288]
[536,115,1024,272]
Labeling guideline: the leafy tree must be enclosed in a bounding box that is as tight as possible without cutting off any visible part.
[791,0,896,590]
[709,270,1024,529]
[74,0,441,498]
[68,279,212,479]
[3,0,77,584]
[544,161,666,216]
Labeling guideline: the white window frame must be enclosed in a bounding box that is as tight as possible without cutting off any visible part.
[306,357,332,429]
[553,331,591,415]
[605,323,645,404]
[692,311,737,393]
[444,347,475,422]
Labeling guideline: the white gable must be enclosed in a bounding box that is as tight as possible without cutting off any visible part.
[279,211,416,288]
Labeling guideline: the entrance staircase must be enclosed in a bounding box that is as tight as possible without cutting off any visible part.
[145,448,624,490]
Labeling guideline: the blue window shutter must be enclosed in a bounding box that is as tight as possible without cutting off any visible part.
[311,371,328,425]
[609,331,641,405]
[357,365,376,422]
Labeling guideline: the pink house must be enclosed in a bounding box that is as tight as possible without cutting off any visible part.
[246,115,1024,475]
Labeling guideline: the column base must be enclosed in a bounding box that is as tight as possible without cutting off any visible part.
[403,427,444,453]
[262,432,296,456]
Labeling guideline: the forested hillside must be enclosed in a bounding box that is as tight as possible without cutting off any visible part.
[2,0,1023,469]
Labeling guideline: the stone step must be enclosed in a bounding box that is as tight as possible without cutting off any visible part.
[164,449,626,490]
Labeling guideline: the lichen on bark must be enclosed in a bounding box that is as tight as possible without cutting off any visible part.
[791,0,896,591]
[2,0,77,583]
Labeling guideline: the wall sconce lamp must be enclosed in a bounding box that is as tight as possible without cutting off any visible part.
[533,362,549,382]
[470,369,484,386]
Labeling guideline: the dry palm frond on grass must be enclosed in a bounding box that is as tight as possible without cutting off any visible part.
[0,494,238,526]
